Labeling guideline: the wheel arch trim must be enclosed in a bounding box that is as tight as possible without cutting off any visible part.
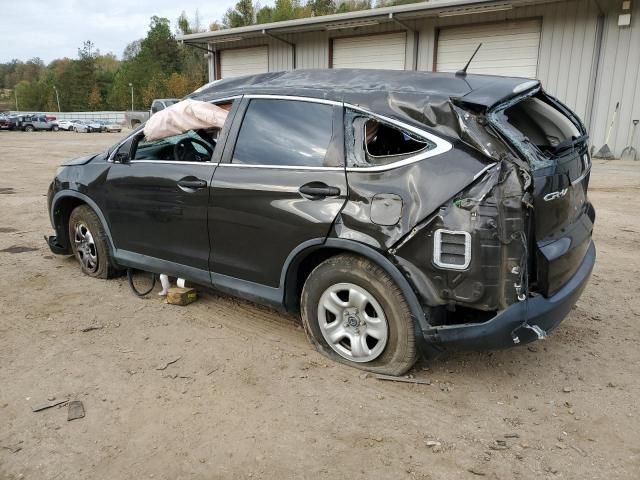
[282,237,431,332]
[50,190,116,254]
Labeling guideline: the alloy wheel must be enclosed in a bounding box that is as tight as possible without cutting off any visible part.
[73,222,98,273]
[317,282,389,362]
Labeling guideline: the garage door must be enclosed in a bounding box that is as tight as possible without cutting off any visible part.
[436,19,541,78]
[332,32,406,70]
[220,46,268,79]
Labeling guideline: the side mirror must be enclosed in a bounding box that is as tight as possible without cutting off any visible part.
[113,138,134,163]
[114,151,130,163]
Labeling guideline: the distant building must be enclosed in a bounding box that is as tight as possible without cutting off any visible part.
[178,0,640,157]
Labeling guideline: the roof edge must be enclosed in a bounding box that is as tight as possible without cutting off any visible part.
[177,0,521,42]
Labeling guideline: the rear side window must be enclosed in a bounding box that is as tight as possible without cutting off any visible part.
[346,109,436,168]
[232,99,335,167]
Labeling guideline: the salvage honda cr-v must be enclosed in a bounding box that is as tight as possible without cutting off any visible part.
[46,70,595,375]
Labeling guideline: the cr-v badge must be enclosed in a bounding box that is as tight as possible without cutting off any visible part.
[543,188,568,202]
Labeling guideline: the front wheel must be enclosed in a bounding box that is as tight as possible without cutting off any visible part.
[24,125,34,132]
[52,125,59,132]
[68,205,118,279]
[301,254,417,376]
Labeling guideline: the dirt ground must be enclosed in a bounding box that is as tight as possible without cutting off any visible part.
[0,130,638,480]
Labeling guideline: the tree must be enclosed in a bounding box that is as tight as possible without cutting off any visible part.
[123,40,142,60]
[223,0,255,28]
[87,85,102,110]
[307,0,336,16]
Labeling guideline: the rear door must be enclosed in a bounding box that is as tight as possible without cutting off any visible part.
[209,96,347,287]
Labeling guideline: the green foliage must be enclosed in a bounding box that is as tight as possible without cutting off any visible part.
[219,0,405,28]
[0,0,425,112]
[1,13,207,112]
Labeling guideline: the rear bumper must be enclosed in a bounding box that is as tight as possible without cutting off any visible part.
[423,240,595,351]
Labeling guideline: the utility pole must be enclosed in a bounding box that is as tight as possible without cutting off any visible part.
[14,90,18,111]
[53,86,61,112]
[129,83,134,111]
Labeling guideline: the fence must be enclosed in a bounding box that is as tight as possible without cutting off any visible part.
[9,111,128,124]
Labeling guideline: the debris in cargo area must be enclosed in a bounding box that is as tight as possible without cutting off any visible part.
[156,356,182,371]
[31,398,68,412]
[67,400,85,421]
[166,287,197,306]
[143,99,228,141]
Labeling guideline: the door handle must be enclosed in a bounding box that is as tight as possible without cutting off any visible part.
[299,183,341,199]
[178,179,207,190]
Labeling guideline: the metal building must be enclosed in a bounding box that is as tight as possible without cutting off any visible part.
[178,0,640,157]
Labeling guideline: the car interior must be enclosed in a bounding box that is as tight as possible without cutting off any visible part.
[127,101,234,163]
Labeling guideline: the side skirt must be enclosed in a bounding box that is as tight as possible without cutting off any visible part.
[114,249,283,310]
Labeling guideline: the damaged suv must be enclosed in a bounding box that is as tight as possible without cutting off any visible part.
[46,70,595,375]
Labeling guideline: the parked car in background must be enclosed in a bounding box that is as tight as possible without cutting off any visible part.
[46,70,595,375]
[150,98,180,115]
[57,119,84,131]
[125,98,180,128]
[95,120,122,133]
[0,115,17,130]
[20,114,58,132]
[81,120,103,132]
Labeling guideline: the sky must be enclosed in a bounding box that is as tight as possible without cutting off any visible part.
[0,0,271,63]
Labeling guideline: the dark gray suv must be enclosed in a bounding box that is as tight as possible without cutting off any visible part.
[46,70,595,375]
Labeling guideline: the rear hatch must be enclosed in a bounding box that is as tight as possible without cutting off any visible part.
[489,90,595,296]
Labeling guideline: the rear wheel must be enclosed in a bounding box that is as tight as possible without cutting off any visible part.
[301,254,417,376]
[68,205,117,279]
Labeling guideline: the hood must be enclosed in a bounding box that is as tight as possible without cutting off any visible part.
[61,153,97,166]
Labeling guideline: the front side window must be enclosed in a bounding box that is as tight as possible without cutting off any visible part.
[346,109,436,168]
[132,130,215,162]
[232,99,336,167]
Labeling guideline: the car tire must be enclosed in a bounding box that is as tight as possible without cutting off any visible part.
[24,125,34,132]
[68,205,118,279]
[301,254,417,376]
[52,125,59,132]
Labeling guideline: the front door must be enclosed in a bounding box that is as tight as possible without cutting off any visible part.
[102,130,219,277]
[209,97,347,288]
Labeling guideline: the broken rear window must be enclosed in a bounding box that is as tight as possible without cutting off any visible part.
[489,92,585,168]
[346,109,436,168]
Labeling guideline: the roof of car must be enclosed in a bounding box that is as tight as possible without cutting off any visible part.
[191,69,538,109]
[190,69,540,140]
